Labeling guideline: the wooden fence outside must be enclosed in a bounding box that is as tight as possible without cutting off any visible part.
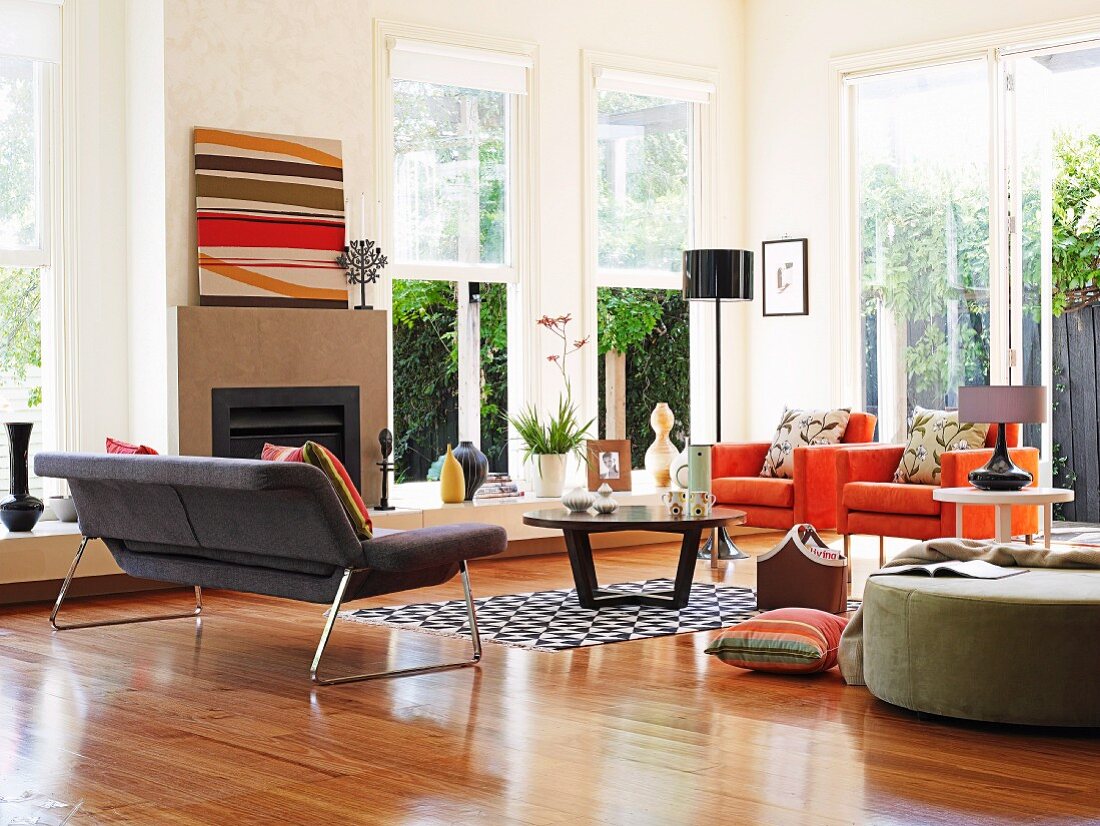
[1052,305,1100,522]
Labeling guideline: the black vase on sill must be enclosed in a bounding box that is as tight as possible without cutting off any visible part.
[1,422,44,532]
[452,440,488,501]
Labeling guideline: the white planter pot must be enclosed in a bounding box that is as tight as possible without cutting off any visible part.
[532,454,567,498]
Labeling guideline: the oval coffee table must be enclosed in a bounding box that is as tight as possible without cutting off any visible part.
[523,505,747,610]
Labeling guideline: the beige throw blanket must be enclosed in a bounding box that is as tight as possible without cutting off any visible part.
[839,538,1100,686]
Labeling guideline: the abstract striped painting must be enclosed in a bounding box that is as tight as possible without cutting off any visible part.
[195,127,349,309]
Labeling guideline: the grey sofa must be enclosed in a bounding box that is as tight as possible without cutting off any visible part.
[34,452,507,685]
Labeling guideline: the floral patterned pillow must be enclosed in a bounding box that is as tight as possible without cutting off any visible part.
[759,407,852,479]
[893,407,989,485]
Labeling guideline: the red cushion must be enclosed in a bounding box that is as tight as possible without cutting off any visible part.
[713,476,795,508]
[705,608,849,674]
[106,437,158,455]
[843,482,940,516]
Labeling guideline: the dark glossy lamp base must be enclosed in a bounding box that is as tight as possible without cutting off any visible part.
[968,421,1032,491]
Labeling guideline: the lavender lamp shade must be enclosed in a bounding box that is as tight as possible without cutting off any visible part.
[958,385,1047,425]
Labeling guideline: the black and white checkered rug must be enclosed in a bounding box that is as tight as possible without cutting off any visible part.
[340,579,860,652]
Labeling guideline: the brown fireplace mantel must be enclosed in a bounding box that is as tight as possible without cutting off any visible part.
[172,306,389,504]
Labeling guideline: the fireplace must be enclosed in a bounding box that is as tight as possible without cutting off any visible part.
[211,386,361,490]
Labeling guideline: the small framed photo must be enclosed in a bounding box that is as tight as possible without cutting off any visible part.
[762,238,808,317]
[586,439,632,492]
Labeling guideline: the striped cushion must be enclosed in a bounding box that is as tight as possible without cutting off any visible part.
[705,608,848,674]
[262,441,372,539]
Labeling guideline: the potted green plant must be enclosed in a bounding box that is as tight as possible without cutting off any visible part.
[509,315,595,498]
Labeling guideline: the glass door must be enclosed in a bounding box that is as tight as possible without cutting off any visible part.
[850,60,996,442]
[1004,41,1100,510]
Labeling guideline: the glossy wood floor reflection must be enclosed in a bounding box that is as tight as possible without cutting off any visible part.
[1,533,1098,825]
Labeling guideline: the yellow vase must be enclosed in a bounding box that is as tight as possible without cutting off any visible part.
[440,444,466,504]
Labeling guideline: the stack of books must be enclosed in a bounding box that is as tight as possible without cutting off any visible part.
[475,473,524,501]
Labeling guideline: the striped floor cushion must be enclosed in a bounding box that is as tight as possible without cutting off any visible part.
[705,607,848,674]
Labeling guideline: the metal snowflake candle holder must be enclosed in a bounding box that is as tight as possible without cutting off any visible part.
[337,239,387,310]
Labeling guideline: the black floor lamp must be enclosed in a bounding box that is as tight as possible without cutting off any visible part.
[683,249,754,562]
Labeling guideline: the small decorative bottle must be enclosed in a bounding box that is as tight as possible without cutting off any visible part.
[592,482,619,515]
[561,486,596,513]
[439,444,466,504]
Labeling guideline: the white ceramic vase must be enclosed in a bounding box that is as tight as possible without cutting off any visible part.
[644,403,678,487]
[670,447,690,490]
[593,482,619,514]
[561,486,595,513]
[533,453,567,498]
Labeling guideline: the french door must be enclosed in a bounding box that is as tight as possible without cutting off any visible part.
[848,37,1100,489]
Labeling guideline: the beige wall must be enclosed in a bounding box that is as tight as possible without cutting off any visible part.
[741,0,1100,437]
[158,0,747,430]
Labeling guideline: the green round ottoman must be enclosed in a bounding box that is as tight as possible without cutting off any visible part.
[862,569,1100,726]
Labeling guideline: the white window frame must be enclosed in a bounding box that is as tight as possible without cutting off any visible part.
[0,0,75,501]
[581,51,719,440]
[374,20,538,475]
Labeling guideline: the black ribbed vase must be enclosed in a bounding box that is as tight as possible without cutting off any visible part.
[1,422,44,532]
[452,440,488,501]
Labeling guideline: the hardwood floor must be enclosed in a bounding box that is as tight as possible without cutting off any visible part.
[0,533,1097,824]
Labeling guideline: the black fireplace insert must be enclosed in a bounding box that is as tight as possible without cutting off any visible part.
[211,386,361,491]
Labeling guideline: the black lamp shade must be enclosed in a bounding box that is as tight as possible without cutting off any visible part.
[682,249,754,301]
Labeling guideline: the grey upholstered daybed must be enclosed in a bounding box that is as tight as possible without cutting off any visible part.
[34,452,507,685]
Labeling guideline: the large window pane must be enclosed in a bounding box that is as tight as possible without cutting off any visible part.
[597,91,692,274]
[391,279,509,482]
[597,288,690,467]
[0,57,43,252]
[393,81,508,266]
[0,266,45,498]
[855,61,991,441]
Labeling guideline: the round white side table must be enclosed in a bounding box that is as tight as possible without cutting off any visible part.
[932,487,1075,548]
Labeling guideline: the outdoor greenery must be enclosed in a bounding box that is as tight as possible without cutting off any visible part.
[391,279,509,481]
[1048,133,1100,315]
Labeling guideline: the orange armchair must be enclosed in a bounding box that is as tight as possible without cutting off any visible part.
[711,411,877,531]
[836,424,1039,564]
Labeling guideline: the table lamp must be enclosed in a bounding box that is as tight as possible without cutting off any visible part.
[683,249,753,561]
[957,385,1047,491]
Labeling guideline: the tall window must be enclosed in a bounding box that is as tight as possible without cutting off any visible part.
[850,61,991,442]
[0,0,60,501]
[385,36,530,482]
[591,67,712,462]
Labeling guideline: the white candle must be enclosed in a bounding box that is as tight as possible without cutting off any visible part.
[343,197,350,247]
[360,192,367,239]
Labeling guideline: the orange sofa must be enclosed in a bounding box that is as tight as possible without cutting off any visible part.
[836,423,1040,565]
[711,412,878,532]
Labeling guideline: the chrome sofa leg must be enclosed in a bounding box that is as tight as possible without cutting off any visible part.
[311,560,483,686]
[50,537,203,631]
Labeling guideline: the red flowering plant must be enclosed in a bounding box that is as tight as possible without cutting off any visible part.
[508,314,595,465]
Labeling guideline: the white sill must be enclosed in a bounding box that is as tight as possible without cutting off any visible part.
[390,469,666,510]
[0,519,82,543]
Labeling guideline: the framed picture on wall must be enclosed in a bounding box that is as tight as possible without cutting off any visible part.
[762,238,809,317]
[586,439,632,492]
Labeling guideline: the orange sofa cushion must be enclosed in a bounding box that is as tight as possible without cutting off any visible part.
[713,477,795,509]
[842,482,941,517]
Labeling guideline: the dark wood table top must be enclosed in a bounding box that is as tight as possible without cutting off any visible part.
[522,505,746,533]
